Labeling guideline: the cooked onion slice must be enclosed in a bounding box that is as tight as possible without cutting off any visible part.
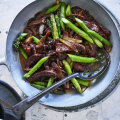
[39,24,45,34]
[63,36,82,44]
[24,35,32,44]
[58,38,78,52]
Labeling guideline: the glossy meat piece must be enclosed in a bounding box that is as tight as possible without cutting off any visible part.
[74,43,86,55]
[25,54,43,69]
[85,44,98,57]
[53,66,63,79]
[73,34,82,40]
[56,43,72,52]
[41,29,51,43]
[28,16,47,26]
[82,10,94,21]
[104,45,112,53]
[57,53,67,60]
[21,43,32,56]
[71,6,82,14]
[35,44,48,54]
[71,6,94,21]
[98,24,111,37]
[27,70,57,82]
[73,62,86,72]
[84,21,100,33]
[23,28,32,35]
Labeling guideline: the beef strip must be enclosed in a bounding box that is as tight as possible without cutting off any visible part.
[41,29,51,43]
[74,43,86,55]
[85,44,98,57]
[73,62,86,72]
[21,43,32,56]
[35,44,48,54]
[56,43,72,53]
[27,70,57,82]
[28,16,47,26]
[25,54,43,69]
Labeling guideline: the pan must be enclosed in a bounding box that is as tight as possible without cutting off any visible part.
[0,0,120,110]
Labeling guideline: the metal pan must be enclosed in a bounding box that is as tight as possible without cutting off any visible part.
[0,0,120,110]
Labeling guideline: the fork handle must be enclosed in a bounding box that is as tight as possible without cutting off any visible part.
[12,72,79,116]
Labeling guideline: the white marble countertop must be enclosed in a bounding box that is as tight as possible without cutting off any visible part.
[0,0,120,120]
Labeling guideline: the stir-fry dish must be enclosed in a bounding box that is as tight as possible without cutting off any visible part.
[13,1,112,94]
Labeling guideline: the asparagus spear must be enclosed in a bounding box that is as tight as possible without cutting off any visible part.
[31,84,45,90]
[47,77,54,87]
[68,54,98,63]
[60,2,66,31]
[46,19,54,38]
[66,4,72,15]
[19,47,28,59]
[62,18,94,44]
[46,3,61,14]
[13,33,27,51]
[23,56,49,78]
[55,15,62,38]
[77,79,90,87]
[34,81,47,86]
[89,30,111,46]
[50,14,59,40]
[63,60,82,94]
[75,18,110,47]
[32,36,40,44]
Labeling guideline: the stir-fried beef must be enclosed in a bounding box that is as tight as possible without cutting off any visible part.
[56,43,72,52]
[19,5,111,93]
[28,16,47,26]
[25,54,43,69]
[27,70,57,82]
[73,62,86,72]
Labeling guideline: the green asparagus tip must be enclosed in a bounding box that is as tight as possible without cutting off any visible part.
[21,33,28,36]
[62,18,68,23]
[23,73,30,78]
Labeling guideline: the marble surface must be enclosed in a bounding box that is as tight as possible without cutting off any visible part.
[0,0,120,120]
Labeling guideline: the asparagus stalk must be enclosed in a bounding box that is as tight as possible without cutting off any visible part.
[66,5,72,15]
[47,77,54,87]
[50,14,59,40]
[60,2,66,31]
[46,19,54,38]
[75,18,110,47]
[19,47,28,59]
[68,54,98,63]
[89,30,111,46]
[32,36,40,44]
[55,15,62,38]
[63,60,82,94]
[34,81,47,86]
[77,79,90,87]
[23,56,49,78]
[31,84,45,90]
[46,3,61,14]
[13,33,27,51]
[62,18,94,44]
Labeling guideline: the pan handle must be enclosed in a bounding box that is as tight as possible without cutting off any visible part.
[0,56,7,66]
[12,73,79,116]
